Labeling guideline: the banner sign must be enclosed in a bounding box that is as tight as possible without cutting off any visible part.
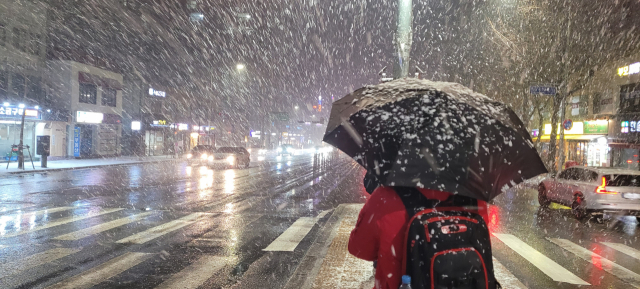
[73,127,81,157]
[584,120,608,134]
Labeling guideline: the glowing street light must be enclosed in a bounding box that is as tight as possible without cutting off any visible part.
[236,63,245,70]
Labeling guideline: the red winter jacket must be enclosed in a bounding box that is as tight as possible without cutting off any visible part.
[348,186,489,289]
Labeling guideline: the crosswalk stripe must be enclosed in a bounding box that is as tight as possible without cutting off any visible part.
[0,248,80,278]
[602,242,640,261]
[1,208,123,238]
[116,212,208,244]
[54,212,154,240]
[0,206,74,219]
[549,238,640,288]
[263,217,317,251]
[45,252,152,289]
[492,257,528,289]
[492,233,590,285]
[154,255,230,289]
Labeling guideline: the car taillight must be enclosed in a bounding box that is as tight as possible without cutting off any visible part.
[596,176,617,195]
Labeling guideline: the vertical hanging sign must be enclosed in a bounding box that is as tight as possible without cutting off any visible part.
[73,127,81,157]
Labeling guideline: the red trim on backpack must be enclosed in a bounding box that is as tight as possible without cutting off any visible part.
[425,216,479,224]
[430,248,489,289]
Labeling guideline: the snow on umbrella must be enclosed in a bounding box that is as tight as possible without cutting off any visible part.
[323,78,547,201]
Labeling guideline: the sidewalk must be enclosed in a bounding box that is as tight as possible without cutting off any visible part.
[1,155,182,175]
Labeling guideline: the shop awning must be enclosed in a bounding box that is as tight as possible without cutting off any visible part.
[537,135,605,142]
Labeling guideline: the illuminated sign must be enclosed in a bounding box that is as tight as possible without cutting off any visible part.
[178,123,188,130]
[618,62,640,76]
[148,88,166,97]
[151,120,170,127]
[584,120,608,134]
[0,106,39,118]
[544,122,584,135]
[76,111,104,124]
[131,121,141,131]
[622,121,630,133]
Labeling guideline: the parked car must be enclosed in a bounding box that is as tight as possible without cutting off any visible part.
[208,147,250,169]
[277,144,294,156]
[539,166,640,221]
[186,145,215,163]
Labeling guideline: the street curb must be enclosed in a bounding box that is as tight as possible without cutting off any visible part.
[1,158,184,176]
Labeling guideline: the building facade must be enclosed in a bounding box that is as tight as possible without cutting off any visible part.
[47,60,123,158]
[0,0,52,161]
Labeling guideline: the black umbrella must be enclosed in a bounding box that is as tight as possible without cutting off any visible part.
[323,78,547,201]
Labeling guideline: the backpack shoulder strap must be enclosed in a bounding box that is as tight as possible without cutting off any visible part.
[394,187,439,218]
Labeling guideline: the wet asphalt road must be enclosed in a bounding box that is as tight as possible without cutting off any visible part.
[1,151,640,289]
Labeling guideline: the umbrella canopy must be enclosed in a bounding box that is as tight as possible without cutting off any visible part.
[323,78,547,201]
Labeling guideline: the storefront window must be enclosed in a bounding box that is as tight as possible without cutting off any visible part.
[0,122,35,160]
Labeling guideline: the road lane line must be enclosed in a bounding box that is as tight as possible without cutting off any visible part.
[602,242,640,261]
[45,252,152,289]
[0,206,74,219]
[316,210,330,220]
[263,217,317,251]
[492,257,528,289]
[549,238,640,288]
[1,208,123,238]
[154,255,230,289]
[0,248,80,278]
[116,212,208,244]
[492,233,589,285]
[54,212,155,240]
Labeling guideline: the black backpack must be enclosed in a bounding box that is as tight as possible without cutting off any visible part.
[395,187,499,289]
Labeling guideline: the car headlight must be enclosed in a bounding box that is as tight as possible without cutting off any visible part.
[227,155,235,165]
[187,154,193,159]
[286,147,292,152]
[208,156,213,161]
[277,147,283,152]
[201,153,208,160]
[247,149,252,153]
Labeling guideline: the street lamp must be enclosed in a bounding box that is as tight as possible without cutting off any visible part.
[236,63,245,71]
[295,106,299,110]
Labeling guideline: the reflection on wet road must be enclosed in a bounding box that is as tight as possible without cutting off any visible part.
[1,151,640,288]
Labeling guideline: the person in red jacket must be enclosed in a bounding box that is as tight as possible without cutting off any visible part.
[348,185,489,289]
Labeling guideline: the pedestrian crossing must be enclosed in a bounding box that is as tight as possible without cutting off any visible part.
[2,204,640,289]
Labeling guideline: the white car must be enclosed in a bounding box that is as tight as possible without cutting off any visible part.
[539,166,640,221]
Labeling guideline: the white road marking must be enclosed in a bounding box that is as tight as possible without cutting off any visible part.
[45,252,152,289]
[54,212,154,240]
[116,212,208,244]
[154,255,230,289]
[316,210,330,220]
[602,242,640,261]
[1,208,123,238]
[492,233,589,285]
[0,244,7,249]
[492,257,528,289]
[263,217,317,251]
[0,206,73,219]
[549,238,640,288]
[0,248,80,278]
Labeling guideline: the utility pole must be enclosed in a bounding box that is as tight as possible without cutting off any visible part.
[393,0,413,79]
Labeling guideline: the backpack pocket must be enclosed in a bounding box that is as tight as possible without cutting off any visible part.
[431,247,488,289]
